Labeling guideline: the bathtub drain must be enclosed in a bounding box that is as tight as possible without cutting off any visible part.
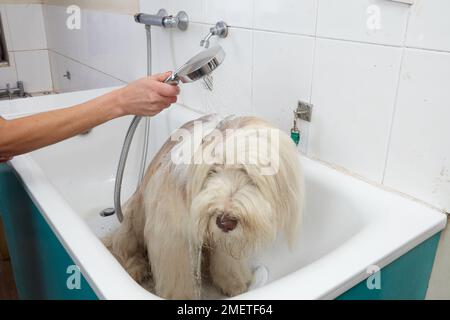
[100,207,115,217]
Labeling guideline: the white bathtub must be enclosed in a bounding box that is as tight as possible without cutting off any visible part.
[2,88,447,299]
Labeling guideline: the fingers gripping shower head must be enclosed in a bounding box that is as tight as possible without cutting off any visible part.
[164,45,226,84]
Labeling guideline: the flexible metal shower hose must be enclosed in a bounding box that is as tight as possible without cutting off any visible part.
[114,25,151,223]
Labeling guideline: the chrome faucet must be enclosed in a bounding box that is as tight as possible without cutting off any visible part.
[200,21,228,48]
[134,9,188,30]
[0,81,26,99]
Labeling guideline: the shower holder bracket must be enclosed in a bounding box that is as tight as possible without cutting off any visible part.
[294,101,313,122]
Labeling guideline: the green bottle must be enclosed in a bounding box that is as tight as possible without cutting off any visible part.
[291,118,300,146]
[291,129,300,146]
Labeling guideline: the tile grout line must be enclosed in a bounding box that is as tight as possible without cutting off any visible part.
[12,51,19,84]
[302,0,321,157]
[381,4,413,185]
[38,5,53,91]
[309,1,320,104]
[48,49,127,84]
[47,49,57,92]
[406,45,450,55]
[249,0,255,115]
[2,4,15,53]
[381,48,405,185]
[9,48,49,52]
[189,21,450,56]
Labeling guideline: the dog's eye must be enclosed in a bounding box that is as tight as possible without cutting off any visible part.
[207,168,217,176]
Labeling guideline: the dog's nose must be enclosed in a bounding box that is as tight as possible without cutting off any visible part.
[216,213,238,232]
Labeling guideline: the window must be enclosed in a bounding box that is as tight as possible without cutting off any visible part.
[0,15,9,67]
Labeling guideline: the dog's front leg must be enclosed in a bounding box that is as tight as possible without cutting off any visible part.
[147,233,199,299]
[209,250,253,297]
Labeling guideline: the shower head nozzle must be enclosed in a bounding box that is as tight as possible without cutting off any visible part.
[165,45,225,84]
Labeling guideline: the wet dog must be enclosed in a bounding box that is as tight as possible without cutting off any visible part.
[104,115,303,299]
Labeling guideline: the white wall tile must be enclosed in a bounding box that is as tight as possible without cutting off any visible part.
[252,31,314,133]
[49,50,123,93]
[44,5,147,83]
[68,57,124,92]
[15,50,52,92]
[43,5,85,62]
[205,27,253,116]
[204,0,253,28]
[48,50,70,92]
[254,0,317,35]
[406,0,450,52]
[384,49,450,211]
[309,39,402,182]
[0,51,17,87]
[43,4,64,51]
[139,0,204,23]
[151,23,208,112]
[5,4,47,50]
[317,0,410,46]
[39,1,450,208]
[84,9,147,82]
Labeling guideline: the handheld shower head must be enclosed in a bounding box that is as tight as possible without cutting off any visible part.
[114,45,226,223]
[165,45,226,84]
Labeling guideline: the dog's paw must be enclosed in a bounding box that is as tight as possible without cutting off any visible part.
[124,254,151,284]
[158,284,199,300]
[209,252,253,297]
[219,278,251,297]
[213,272,252,297]
[219,279,249,297]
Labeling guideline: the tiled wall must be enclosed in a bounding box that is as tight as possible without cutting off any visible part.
[44,0,450,215]
[145,0,450,216]
[43,0,139,15]
[43,4,138,92]
[0,3,52,93]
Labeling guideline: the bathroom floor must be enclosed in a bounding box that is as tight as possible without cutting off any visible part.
[0,259,18,299]
[0,218,18,300]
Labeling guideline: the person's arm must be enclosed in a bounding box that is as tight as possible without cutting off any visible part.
[0,72,179,161]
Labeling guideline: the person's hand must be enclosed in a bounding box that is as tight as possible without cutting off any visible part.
[115,71,180,117]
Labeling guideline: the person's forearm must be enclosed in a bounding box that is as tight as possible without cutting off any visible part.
[0,90,124,158]
[0,72,179,160]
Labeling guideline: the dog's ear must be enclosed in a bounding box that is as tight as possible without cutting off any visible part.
[244,128,304,249]
[276,132,304,249]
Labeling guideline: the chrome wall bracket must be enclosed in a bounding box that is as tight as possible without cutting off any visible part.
[294,100,313,122]
[200,21,229,48]
[291,100,313,146]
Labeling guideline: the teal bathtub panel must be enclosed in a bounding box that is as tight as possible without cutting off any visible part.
[337,232,441,300]
[0,164,97,300]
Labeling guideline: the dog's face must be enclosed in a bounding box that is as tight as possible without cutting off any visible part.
[185,116,302,261]
[190,165,277,258]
